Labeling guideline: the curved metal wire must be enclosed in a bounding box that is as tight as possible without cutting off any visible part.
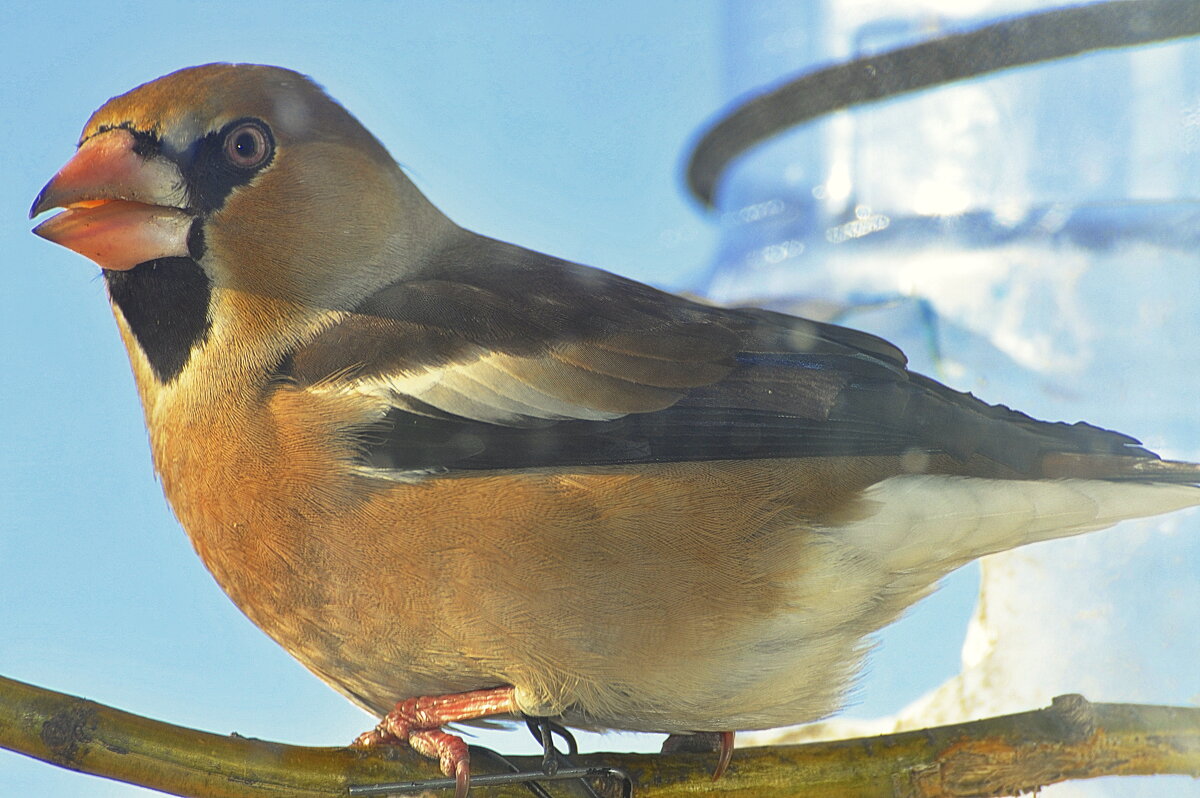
[685,0,1200,208]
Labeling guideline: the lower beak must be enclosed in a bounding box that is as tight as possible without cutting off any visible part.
[31,128,194,272]
[33,201,194,272]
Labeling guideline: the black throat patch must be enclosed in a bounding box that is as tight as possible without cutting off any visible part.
[104,257,212,383]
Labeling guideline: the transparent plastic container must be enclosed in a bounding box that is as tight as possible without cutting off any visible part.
[705,4,1200,795]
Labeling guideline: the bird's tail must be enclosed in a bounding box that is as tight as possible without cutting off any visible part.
[1039,452,1200,484]
[841,474,1200,579]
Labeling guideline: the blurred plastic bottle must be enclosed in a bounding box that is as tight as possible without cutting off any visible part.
[704,3,1200,795]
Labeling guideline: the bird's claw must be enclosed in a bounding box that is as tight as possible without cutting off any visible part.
[353,722,473,798]
[347,764,634,798]
[660,730,735,780]
[352,687,523,798]
[713,731,735,780]
[350,717,632,798]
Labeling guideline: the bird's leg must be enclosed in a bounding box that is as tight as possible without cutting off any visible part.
[660,730,735,779]
[353,686,519,798]
[350,698,632,798]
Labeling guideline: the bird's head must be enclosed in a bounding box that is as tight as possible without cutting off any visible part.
[31,63,451,383]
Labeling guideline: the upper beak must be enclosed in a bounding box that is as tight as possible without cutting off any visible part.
[31,128,195,271]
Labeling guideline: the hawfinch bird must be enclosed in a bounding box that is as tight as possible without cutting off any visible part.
[31,63,1200,795]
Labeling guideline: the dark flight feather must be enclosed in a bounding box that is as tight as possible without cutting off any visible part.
[279,229,1167,478]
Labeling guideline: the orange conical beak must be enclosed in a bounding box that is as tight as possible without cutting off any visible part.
[31,128,194,271]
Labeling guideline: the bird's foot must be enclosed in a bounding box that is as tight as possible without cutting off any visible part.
[660,730,735,779]
[350,708,633,798]
[353,686,519,798]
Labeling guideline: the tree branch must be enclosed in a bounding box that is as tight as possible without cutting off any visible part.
[2,673,1198,797]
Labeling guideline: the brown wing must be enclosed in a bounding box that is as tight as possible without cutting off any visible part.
[278,230,1186,480]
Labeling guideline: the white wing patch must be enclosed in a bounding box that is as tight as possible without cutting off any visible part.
[313,350,630,425]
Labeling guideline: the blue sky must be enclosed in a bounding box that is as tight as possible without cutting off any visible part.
[3,3,1196,797]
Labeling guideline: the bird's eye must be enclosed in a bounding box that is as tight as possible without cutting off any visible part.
[222,120,273,170]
